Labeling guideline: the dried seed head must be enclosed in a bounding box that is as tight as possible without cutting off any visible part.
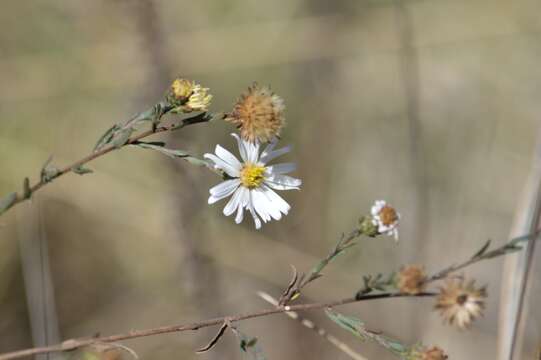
[225,83,285,143]
[398,265,427,295]
[407,345,448,360]
[421,346,448,360]
[435,278,487,329]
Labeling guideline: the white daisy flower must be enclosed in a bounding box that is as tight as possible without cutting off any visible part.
[371,200,400,240]
[204,134,301,229]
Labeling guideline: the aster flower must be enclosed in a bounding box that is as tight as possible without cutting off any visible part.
[224,83,285,143]
[435,278,487,329]
[169,78,212,112]
[371,200,400,240]
[397,265,427,295]
[204,134,301,229]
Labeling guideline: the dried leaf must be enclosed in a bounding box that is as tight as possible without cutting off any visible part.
[22,177,31,199]
[196,322,228,353]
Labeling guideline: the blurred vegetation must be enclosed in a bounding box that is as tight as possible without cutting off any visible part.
[2,0,541,359]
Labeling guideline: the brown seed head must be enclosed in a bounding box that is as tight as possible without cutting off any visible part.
[421,346,448,360]
[434,278,487,329]
[225,83,285,143]
[398,265,427,295]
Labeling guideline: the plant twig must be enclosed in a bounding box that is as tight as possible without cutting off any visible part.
[0,110,214,217]
[258,291,368,360]
[280,228,363,305]
[425,232,538,284]
[0,292,435,360]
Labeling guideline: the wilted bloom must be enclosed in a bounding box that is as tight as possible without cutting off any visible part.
[422,346,448,360]
[398,265,427,295]
[435,278,487,329]
[225,83,285,143]
[169,78,212,112]
[371,200,400,240]
[205,134,301,229]
[407,345,448,360]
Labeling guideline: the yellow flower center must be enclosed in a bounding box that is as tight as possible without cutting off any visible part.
[379,205,398,226]
[240,164,266,188]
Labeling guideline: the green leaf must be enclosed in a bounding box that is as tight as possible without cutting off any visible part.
[0,192,17,215]
[508,232,538,246]
[72,165,93,175]
[40,156,60,183]
[325,309,409,357]
[93,124,119,151]
[325,309,367,340]
[111,128,134,148]
[472,239,491,259]
[231,327,266,360]
[132,142,210,167]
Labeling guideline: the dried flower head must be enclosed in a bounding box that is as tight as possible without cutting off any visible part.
[398,265,427,295]
[225,83,285,143]
[435,278,487,329]
[169,78,212,112]
[407,345,448,360]
[371,200,400,240]
[420,346,448,360]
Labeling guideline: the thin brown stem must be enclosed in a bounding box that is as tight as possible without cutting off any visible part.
[0,292,435,360]
[4,111,212,216]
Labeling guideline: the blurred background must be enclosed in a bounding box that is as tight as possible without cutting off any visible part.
[1,0,541,359]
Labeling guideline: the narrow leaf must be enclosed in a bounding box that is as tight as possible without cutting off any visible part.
[472,239,491,259]
[196,322,228,353]
[72,165,93,175]
[132,143,210,167]
[111,128,134,148]
[325,309,366,340]
[22,177,32,199]
[0,192,17,215]
[230,327,266,360]
[93,124,119,151]
[40,156,59,183]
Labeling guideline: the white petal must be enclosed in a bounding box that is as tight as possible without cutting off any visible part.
[223,188,243,216]
[235,187,249,223]
[204,154,240,177]
[265,175,302,190]
[256,188,282,220]
[253,188,282,221]
[232,133,249,162]
[246,140,260,163]
[266,163,296,175]
[260,145,292,164]
[259,138,278,162]
[262,185,290,215]
[208,184,237,204]
[247,199,262,229]
[209,179,241,196]
[251,190,271,222]
[235,203,244,224]
[215,145,242,169]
